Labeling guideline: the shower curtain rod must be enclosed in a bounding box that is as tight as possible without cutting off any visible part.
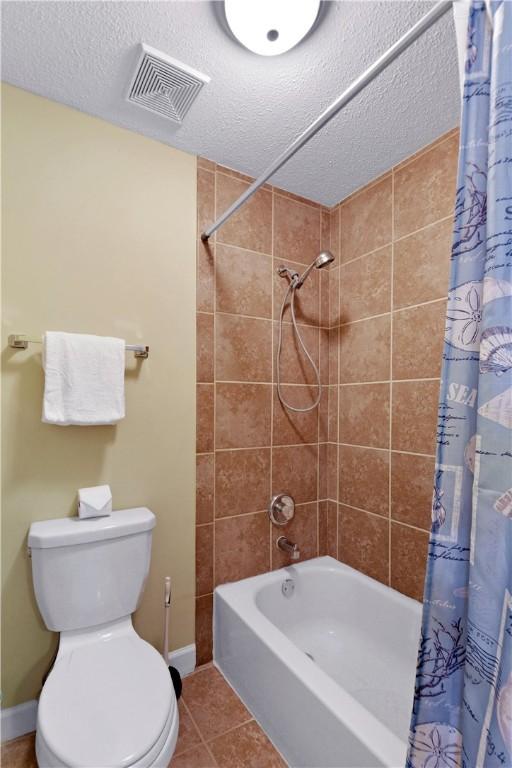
[201,0,453,241]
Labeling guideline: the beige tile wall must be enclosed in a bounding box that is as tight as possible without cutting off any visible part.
[196,128,459,663]
[326,128,459,602]
[195,160,331,663]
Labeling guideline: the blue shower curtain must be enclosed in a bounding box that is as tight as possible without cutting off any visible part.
[407,2,512,767]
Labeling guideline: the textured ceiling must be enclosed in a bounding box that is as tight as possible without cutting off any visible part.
[1,1,460,206]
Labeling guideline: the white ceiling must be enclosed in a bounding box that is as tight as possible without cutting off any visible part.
[1,1,460,206]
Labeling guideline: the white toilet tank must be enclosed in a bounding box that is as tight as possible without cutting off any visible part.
[28,508,155,632]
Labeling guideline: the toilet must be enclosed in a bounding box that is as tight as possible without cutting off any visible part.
[28,507,178,768]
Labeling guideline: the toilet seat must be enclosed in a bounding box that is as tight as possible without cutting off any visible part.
[36,634,176,767]
[36,703,178,768]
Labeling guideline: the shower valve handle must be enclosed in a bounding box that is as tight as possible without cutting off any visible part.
[269,493,295,526]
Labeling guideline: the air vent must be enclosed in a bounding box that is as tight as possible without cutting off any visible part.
[127,44,210,124]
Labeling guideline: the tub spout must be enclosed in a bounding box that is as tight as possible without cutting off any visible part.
[276,536,300,560]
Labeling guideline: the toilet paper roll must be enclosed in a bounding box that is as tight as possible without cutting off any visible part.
[78,484,112,519]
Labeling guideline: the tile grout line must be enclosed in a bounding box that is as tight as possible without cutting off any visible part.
[338,241,393,269]
[392,296,448,313]
[212,309,274,322]
[327,218,333,552]
[214,307,328,328]
[214,441,323,452]
[196,197,212,643]
[392,213,453,246]
[195,591,214,600]
[323,211,334,556]
[335,171,391,210]
[198,443,436,458]
[216,237,272,259]
[179,697,220,765]
[391,128,459,175]
[204,717,257,746]
[269,188,275,571]
[336,206,341,559]
[336,295,447,329]
[330,128,457,216]
[329,214,334,556]
[339,443,436,459]
[198,499,318,527]
[211,380,333,387]
[340,308,392,326]
[215,168,272,196]
[338,377,441,387]
[199,376,441,386]
[213,165,270,189]
[388,166,395,587]
[211,167,218,615]
[316,209,321,555]
[273,187,324,212]
[215,163,326,213]
[334,212,452,271]
[175,698,206,757]
[338,501,431,535]
[315,266,321,552]
[216,235,325,264]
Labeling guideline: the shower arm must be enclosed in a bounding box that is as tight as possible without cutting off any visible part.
[201,0,453,242]
[295,261,316,289]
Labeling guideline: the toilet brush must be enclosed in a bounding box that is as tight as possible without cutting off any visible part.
[163,576,182,699]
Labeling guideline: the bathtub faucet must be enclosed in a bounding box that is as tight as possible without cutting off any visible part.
[276,536,300,560]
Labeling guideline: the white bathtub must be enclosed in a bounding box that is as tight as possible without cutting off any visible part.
[214,556,422,768]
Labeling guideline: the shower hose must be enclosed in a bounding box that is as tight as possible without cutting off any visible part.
[276,277,322,413]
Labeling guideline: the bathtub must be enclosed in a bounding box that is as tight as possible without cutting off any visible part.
[214,556,422,768]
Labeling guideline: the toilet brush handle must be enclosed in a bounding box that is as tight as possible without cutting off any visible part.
[162,575,183,699]
[163,576,171,664]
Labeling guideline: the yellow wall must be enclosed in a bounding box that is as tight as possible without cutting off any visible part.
[1,85,196,709]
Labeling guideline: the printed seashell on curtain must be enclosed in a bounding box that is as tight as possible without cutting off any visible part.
[407,2,512,767]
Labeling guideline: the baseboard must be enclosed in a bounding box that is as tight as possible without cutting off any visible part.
[1,700,38,742]
[1,643,196,743]
[167,643,196,677]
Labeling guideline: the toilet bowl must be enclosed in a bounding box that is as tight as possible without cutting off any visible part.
[34,619,178,768]
[28,508,178,768]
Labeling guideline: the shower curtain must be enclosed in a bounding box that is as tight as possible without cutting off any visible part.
[407,2,512,768]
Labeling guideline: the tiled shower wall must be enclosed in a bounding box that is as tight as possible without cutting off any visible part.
[195,128,459,663]
[325,128,459,602]
[195,158,331,664]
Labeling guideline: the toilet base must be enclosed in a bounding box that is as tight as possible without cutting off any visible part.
[35,698,179,768]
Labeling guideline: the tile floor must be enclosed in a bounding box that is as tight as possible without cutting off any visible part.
[1,665,286,768]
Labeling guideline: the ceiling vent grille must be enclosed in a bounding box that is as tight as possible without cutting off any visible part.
[127,44,210,124]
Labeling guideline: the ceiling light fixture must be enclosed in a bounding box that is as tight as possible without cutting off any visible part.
[224,0,321,57]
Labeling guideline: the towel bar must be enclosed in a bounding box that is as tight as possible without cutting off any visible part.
[8,334,149,359]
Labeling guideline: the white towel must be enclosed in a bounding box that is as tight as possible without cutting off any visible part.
[42,331,125,426]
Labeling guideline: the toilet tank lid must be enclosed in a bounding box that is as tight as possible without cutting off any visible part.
[28,507,155,549]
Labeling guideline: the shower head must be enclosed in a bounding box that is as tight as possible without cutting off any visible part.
[315,250,335,269]
[295,250,335,288]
